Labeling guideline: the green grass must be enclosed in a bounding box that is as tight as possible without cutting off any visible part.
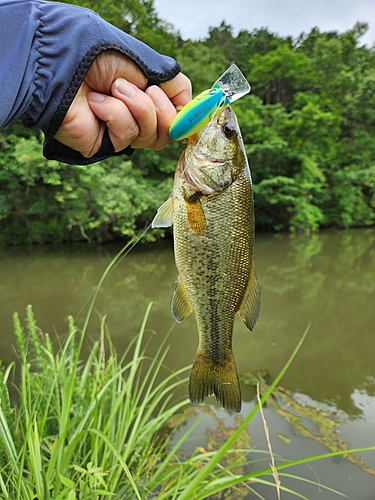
[0,303,190,500]
[0,246,374,499]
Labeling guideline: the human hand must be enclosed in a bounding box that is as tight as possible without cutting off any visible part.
[54,51,192,158]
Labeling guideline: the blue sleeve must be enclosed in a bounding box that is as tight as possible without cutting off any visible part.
[0,0,181,164]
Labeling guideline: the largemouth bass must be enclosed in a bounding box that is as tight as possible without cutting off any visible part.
[152,106,261,412]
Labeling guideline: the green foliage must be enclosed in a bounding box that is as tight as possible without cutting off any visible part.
[248,44,311,107]
[56,156,172,243]
[0,130,70,244]
[0,126,177,245]
[1,1,375,243]
[58,0,180,56]
[176,40,227,94]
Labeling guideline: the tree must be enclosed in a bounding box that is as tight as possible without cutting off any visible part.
[2,12,375,244]
[177,40,227,94]
[58,0,180,55]
[248,45,311,107]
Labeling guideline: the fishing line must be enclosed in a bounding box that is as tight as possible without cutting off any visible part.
[106,223,152,277]
[75,138,188,323]
[75,221,152,322]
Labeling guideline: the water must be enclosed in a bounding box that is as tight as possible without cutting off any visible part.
[0,228,374,498]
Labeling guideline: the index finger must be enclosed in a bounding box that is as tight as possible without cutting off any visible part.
[160,73,192,110]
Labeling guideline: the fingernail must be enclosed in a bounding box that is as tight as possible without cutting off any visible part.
[148,86,168,109]
[87,91,106,103]
[115,78,136,98]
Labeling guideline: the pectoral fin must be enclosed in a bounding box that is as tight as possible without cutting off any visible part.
[185,197,206,236]
[237,265,261,331]
[152,196,174,228]
[172,277,193,323]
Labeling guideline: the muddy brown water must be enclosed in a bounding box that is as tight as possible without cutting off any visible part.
[0,228,374,498]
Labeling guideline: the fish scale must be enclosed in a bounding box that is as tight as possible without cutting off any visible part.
[152,106,261,412]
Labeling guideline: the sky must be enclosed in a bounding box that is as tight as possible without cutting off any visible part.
[154,0,375,46]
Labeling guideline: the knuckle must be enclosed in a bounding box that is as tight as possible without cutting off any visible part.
[151,138,169,151]
[132,131,157,149]
[126,123,139,144]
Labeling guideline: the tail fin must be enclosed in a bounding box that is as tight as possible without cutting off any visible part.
[188,353,242,412]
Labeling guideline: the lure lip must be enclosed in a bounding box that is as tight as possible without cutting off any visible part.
[215,63,251,103]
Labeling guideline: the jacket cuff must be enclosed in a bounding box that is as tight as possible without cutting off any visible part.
[43,40,180,165]
[43,128,133,165]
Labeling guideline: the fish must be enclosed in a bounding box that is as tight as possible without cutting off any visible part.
[152,106,261,412]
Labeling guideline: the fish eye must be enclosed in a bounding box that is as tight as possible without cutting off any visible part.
[222,122,235,138]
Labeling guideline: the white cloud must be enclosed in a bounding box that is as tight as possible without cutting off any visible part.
[154,0,375,46]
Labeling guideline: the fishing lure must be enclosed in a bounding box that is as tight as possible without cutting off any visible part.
[169,63,251,142]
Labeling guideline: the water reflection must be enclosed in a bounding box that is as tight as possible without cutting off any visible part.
[174,401,375,500]
[0,230,374,415]
[0,231,375,425]
[253,229,375,416]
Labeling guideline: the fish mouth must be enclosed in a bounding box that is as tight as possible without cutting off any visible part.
[193,153,224,166]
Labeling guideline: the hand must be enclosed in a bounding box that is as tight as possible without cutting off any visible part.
[54,51,192,158]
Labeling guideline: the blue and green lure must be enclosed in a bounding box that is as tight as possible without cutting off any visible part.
[169,64,251,142]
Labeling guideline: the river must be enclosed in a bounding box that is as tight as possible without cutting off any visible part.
[0,228,374,498]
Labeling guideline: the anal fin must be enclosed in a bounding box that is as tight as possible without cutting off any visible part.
[237,264,261,331]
